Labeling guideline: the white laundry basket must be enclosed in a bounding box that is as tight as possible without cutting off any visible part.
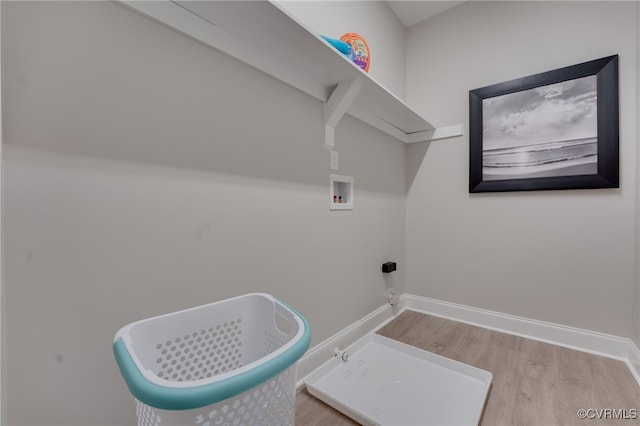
[113,293,311,426]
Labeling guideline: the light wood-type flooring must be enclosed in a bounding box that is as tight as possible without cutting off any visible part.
[295,310,640,425]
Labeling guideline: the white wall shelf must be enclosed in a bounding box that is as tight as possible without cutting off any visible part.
[119,0,463,145]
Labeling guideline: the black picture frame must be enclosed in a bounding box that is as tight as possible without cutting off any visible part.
[469,55,619,193]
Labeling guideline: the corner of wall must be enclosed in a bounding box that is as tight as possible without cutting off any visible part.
[1,0,5,422]
[634,0,640,348]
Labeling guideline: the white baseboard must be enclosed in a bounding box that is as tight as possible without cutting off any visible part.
[403,294,640,386]
[627,339,640,386]
[297,293,640,387]
[295,301,404,386]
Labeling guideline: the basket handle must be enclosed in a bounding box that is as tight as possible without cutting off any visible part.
[274,299,297,337]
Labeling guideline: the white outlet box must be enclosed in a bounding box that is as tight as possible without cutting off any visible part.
[330,174,353,210]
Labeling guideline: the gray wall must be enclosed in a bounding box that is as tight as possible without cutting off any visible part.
[636,2,640,347]
[406,1,639,339]
[3,1,640,425]
[2,2,406,424]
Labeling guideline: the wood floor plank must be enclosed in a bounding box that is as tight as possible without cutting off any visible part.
[295,387,359,426]
[295,310,640,425]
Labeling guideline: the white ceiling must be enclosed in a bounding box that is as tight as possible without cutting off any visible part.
[387,1,465,28]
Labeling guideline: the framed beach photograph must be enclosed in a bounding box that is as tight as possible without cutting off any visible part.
[469,55,619,193]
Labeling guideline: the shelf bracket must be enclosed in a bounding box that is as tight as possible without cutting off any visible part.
[404,124,465,144]
[323,78,365,148]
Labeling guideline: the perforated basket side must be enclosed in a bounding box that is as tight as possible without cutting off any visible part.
[123,295,265,378]
[133,365,297,426]
[113,293,311,410]
[146,317,247,383]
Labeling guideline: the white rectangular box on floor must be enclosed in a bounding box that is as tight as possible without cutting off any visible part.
[304,334,492,426]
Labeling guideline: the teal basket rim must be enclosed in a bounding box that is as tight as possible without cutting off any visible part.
[113,299,311,410]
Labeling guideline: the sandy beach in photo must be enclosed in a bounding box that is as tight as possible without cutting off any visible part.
[482,137,598,181]
[483,158,597,181]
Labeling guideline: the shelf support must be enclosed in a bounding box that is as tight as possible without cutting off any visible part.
[120,1,461,146]
[404,124,465,144]
[323,78,365,148]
